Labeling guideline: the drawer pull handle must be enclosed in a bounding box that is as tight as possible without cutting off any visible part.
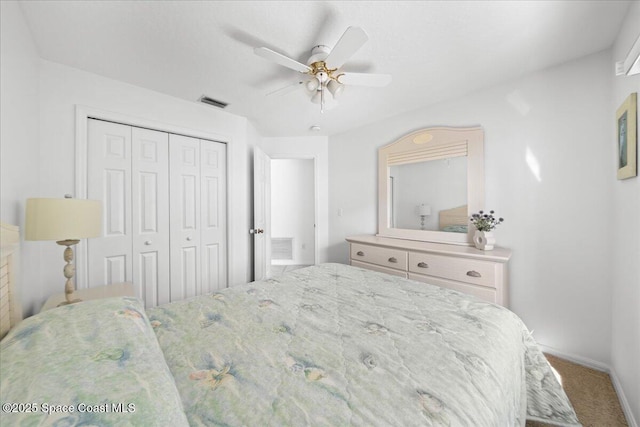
[388,257,398,263]
[356,251,365,256]
[417,262,429,268]
[467,270,481,278]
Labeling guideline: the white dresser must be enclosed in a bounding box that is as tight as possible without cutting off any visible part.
[346,235,512,307]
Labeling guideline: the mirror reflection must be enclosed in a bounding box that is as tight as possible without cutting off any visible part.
[389,156,467,232]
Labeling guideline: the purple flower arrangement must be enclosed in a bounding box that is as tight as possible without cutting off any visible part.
[470,210,504,232]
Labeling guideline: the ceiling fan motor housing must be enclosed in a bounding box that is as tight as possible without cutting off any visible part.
[307,45,331,65]
[306,45,338,95]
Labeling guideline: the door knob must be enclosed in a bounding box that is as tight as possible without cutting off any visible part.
[144,240,152,245]
[186,237,192,241]
[250,228,264,234]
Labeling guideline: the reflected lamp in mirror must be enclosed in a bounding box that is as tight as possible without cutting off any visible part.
[25,196,102,306]
[417,204,432,230]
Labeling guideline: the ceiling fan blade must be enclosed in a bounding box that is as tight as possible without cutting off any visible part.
[254,47,311,73]
[338,72,392,87]
[266,81,304,97]
[325,26,369,69]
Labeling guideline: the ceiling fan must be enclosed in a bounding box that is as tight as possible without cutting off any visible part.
[254,26,392,112]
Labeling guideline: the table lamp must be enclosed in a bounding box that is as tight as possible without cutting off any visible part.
[417,204,431,230]
[25,196,102,305]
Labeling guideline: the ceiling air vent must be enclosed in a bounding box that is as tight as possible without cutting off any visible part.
[199,95,228,109]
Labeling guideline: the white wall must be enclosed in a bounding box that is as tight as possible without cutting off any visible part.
[610,2,640,425]
[36,59,254,312]
[0,1,42,313]
[0,1,39,224]
[260,136,330,264]
[8,55,255,315]
[271,159,315,265]
[329,50,613,366]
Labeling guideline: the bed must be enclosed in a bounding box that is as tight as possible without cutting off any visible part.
[439,205,469,233]
[0,222,22,339]
[0,224,580,426]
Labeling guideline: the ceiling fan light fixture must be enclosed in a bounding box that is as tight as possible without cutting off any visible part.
[311,86,337,112]
[327,79,344,98]
[254,26,390,114]
[316,71,329,84]
[306,78,320,92]
[311,90,322,104]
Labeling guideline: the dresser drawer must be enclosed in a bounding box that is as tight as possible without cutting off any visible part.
[408,252,496,288]
[351,260,408,278]
[351,243,408,271]
[408,273,497,304]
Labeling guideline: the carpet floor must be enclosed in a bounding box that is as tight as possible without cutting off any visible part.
[526,354,628,427]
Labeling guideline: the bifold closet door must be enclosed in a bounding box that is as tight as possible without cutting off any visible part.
[169,134,201,301]
[88,119,227,306]
[169,134,227,302]
[200,140,227,294]
[87,120,133,286]
[131,127,170,306]
[87,119,171,306]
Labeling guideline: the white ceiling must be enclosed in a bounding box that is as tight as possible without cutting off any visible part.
[19,0,631,137]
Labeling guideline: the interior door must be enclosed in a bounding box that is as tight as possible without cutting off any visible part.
[252,147,271,281]
[131,127,170,307]
[270,158,316,266]
[85,119,228,306]
[87,119,133,286]
[169,134,202,301]
[200,140,227,293]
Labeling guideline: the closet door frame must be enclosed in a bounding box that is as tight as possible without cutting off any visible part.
[74,105,231,292]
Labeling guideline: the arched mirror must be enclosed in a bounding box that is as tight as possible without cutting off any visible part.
[377,127,484,245]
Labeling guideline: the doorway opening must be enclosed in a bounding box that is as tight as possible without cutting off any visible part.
[270,158,315,276]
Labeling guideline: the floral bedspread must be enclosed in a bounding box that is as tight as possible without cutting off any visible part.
[0,297,189,426]
[149,263,580,427]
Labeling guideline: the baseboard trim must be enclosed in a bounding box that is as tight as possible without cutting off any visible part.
[610,368,639,427]
[537,344,638,427]
[537,344,609,372]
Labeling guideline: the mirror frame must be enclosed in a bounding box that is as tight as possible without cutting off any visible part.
[377,126,484,245]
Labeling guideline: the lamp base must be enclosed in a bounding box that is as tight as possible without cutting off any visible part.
[56,239,82,306]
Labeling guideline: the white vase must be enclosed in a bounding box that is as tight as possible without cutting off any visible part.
[473,230,495,250]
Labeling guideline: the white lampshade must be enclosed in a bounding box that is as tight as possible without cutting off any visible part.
[25,198,102,241]
[418,204,432,216]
